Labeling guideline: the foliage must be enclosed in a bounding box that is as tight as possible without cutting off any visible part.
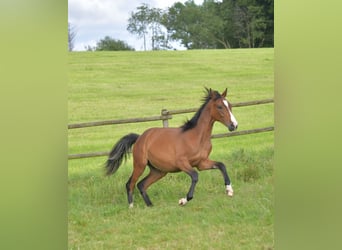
[127,4,149,51]
[95,36,134,51]
[129,0,273,50]
[219,0,273,48]
[163,0,224,49]
[127,3,170,51]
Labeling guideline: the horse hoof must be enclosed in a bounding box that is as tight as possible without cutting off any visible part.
[226,185,234,197]
[128,203,134,209]
[178,198,187,206]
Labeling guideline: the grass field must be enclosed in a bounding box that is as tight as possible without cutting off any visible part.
[68,48,274,249]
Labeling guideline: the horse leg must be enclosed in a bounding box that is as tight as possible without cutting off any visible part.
[137,163,167,207]
[215,161,233,196]
[125,176,133,207]
[126,162,146,208]
[198,159,233,197]
[178,169,198,206]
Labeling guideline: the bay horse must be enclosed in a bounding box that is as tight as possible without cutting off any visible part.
[105,88,238,208]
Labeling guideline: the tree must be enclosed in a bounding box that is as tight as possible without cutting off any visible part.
[162,0,273,49]
[163,0,223,49]
[256,0,274,47]
[201,0,226,48]
[127,4,150,51]
[95,36,134,51]
[68,23,77,51]
[220,0,271,48]
[148,7,170,50]
[127,4,169,50]
[163,1,200,49]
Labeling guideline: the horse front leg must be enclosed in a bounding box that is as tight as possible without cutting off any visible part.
[178,170,198,206]
[198,159,234,197]
[214,162,233,197]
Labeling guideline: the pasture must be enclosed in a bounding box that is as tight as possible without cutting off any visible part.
[68,49,274,249]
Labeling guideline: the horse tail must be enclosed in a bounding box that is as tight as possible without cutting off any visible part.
[105,133,140,176]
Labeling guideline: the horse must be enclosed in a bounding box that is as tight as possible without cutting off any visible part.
[105,88,238,208]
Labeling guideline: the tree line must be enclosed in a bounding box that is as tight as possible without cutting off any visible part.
[68,0,273,51]
[128,0,273,50]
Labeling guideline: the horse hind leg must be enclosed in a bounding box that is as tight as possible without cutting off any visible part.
[125,176,133,208]
[137,163,167,207]
[126,160,147,208]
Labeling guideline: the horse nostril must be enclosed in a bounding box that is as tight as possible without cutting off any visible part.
[228,124,235,132]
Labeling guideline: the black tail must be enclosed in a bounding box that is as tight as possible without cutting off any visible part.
[105,133,139,176]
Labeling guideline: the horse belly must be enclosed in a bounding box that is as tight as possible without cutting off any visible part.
[145,129,180,172]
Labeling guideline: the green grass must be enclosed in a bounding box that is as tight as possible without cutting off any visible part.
[68,48,274,249]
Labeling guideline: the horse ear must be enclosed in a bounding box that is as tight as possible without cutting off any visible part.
[221,88,228,98]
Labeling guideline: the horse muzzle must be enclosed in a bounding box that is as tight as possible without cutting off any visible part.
[228,123,238,132]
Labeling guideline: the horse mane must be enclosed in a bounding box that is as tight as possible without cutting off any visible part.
[181,88,221,132]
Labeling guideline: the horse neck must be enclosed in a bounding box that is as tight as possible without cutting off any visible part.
[191,105,215,143]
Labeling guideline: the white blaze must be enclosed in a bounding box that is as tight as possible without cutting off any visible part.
[223,100,238,127]
[223,100,229,109]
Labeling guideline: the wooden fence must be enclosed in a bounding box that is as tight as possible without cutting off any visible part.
[68,98,274,159]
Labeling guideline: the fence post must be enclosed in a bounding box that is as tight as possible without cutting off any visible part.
[161,109,169,128]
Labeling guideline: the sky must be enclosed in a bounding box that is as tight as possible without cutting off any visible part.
[68,0,204,51]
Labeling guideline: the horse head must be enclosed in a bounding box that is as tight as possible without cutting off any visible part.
[209,88,238,132]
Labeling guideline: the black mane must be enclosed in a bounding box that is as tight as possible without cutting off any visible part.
[181,88,221,132]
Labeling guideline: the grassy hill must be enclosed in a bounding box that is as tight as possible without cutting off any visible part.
[68,48,274,249]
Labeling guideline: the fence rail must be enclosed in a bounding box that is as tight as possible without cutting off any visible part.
[165,98,274,115]
[68,115,173,129]
[68,98,274,159]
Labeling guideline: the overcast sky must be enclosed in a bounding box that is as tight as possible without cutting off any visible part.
[68,0,204,51]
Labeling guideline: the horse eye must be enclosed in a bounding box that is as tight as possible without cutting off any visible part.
[217,105,223,110]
